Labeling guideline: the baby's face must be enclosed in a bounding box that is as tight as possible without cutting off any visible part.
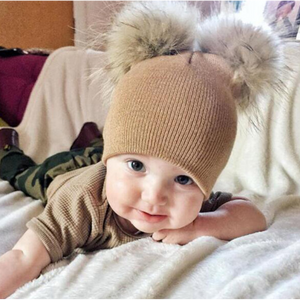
[106,154,204,234]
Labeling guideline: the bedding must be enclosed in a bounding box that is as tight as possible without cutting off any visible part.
[0,43,300,298]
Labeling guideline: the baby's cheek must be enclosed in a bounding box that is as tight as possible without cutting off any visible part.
[106,171,125,195]
[178,198,201,224]
[107,176,137,205]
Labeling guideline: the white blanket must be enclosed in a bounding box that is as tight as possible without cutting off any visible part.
[1,44,300,298]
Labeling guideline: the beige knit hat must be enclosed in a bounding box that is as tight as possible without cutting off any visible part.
[103,51,237,197]
[99,2,284,198]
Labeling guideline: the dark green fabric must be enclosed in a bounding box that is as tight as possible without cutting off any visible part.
[0,146,36,184]
[0,140,103,205]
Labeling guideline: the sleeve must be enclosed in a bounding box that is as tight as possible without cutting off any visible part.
[27,183,101,263]
[200,191,233,213]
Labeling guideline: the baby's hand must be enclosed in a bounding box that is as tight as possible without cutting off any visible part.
[152,197,267,245]
[152,221,197,245]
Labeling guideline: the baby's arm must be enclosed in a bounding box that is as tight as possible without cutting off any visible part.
[0,229,50,298]
[194,198,267,240]
[152,198,267,245]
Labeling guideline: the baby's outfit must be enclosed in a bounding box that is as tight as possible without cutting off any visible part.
[0,135,233,263]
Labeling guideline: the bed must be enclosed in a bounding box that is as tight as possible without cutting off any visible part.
[1,42,300,298]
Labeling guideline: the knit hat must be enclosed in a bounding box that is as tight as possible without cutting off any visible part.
[103,51,237,197]
[100,2,284,198]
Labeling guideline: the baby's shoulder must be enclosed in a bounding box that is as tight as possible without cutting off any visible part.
[201,191,232,212]
[47,162,107,201]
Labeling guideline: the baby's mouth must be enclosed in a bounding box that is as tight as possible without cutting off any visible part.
[136,209,167,223]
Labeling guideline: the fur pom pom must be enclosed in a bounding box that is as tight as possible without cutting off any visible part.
[104,1,200,83]
[197,15,285,109]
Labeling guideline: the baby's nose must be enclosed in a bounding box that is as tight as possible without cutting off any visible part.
[141,183,168,206]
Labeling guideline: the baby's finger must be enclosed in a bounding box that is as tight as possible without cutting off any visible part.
[152,231,166,241]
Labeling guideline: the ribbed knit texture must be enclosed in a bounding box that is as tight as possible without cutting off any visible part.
[103,51,237,197]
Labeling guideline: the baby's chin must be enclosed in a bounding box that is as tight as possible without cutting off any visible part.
[132,220,183,234]
[131,221,165,234]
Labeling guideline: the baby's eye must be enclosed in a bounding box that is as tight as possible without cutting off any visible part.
[175,175,194,185]
[127,160,145,172]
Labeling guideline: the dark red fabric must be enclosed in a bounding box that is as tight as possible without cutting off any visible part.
[0,54,47,126]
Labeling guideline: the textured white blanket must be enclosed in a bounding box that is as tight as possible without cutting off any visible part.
[1,44,300,298]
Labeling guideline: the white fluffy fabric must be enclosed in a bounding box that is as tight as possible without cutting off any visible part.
[1,43,300,298]
[15,46,111,164]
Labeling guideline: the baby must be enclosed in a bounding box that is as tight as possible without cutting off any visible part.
[0,51,266,298]
[0,1,284,296]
